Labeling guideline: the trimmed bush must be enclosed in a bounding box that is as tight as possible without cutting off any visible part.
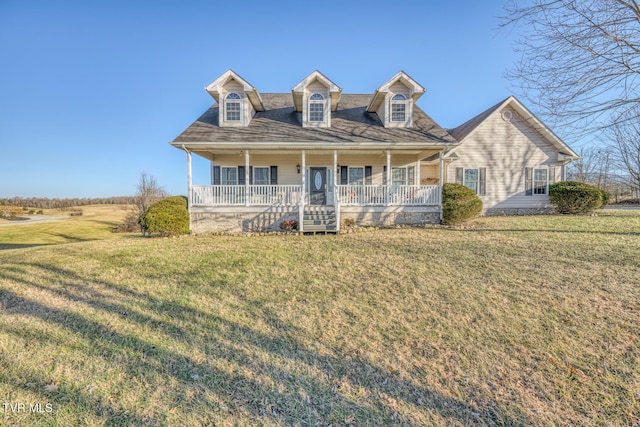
[549,181,605,214]
[442,183,483,225]
[139,196,189,236]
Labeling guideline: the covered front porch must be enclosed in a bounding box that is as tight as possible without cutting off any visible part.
[183,148,447,233]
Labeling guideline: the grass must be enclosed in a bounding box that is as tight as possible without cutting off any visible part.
[0,205,133,250]
[0,209,639,425]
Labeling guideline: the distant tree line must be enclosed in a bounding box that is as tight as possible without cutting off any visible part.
[0,196,139,210]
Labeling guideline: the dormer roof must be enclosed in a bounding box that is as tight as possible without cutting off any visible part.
[205,69,265,112]
[366,71,426,113]
[291,70,342,112]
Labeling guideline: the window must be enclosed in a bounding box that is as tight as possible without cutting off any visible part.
[534,168,548,195]
[309,93,325,122]
[392,167,407,186]
[348,167,364,185]
[225,92,241,121]
[221,167,237,185]
[391,94,407,122]
[253,167,270,185]
[455,168,486,195]
[525,167,554,195]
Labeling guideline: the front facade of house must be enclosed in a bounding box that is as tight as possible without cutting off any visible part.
[170,70,579,233]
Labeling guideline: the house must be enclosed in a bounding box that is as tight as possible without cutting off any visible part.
[447,96,580,215]
[170,70,579,233]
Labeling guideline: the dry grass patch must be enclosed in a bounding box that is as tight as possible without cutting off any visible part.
[0,210,639,425]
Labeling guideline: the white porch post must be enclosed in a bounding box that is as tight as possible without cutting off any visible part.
[245,150,250,207]
[439,151,444,222]
[185,147,192,232]
[333,150,338,202]
[334,149,340,231]
[299,150,306,232]
[386,150,391,206]
[416,158,421,185]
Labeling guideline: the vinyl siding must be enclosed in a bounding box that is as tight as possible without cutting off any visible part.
[210,153,420,187]
[447,107,563,210]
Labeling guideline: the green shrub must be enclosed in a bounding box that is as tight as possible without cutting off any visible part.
[600,190,610,207]
[442,183,483,225]
[138,196,189,236]
[549,181,605,214]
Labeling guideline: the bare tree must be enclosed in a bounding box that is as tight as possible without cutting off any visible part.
[610,108,640,198]
[501,0,640,137]
[135,172,167,215]
[569,147,603,183]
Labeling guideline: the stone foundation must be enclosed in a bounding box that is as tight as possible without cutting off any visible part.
[190,205,442,234]
[483,207,556,216]
[191,206,298,234]
[340,206,440,227]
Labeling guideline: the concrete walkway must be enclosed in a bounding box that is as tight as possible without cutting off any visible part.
[0,215,71,226]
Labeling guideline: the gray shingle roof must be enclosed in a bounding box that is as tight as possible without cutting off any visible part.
[448,97,508,142]
[171,94,456,146]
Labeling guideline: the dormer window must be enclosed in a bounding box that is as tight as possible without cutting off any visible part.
[391,94,407,122]
[366,71,426,128]
[205,70,265,127]
[309,93,325,122]
[225,92,242,121]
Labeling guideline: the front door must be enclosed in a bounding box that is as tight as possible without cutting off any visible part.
[309,167,326,205]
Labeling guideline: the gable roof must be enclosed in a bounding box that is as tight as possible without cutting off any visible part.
[448,96,579,159]
[171,93,457,148]
[205,69,265,112]
[366,71,426,113]
[291,70,342,112]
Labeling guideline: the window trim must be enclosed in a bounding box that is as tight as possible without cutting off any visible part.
[225,92,242,122]
[221,166,238,185]
[391,166,407,186]
[390,93,408,122]
[533,168,548,195]
[252,166,270,186]
[525,166,555,196]
[347,166,365,185]
[455,167,486,196]
[308,93,325,122]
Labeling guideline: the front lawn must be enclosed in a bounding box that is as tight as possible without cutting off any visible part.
[1,211,639,425]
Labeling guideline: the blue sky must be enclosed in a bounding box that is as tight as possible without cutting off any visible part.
[1,1,518,198]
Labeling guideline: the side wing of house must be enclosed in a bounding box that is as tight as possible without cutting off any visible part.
[448,97,579,214]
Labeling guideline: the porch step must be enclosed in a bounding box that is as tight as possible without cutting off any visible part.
[302,207,337,233]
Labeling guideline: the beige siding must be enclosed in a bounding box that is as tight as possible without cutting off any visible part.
[210,152,420,187]
[447,107,564,210]
[420,164,440,185]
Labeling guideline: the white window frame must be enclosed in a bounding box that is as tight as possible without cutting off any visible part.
[391,166,407,186]
[308,93,325,122]
[348,167,365,185]
[390,94,408,122]
[464,168,480,194]
[221,167,238,185]
[253,166,270,186]
[533,168,549,195]
[225,92,242,122]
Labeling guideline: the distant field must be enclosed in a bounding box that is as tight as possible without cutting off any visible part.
[0,205,134,250]
[0,208,639,425]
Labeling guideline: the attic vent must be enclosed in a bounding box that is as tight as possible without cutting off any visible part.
[501,110,513,122]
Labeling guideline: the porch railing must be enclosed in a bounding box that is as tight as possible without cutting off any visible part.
[190,185,302,206]
[191,185,440,207]
[337,185,441,206]
[389,185,441,206]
